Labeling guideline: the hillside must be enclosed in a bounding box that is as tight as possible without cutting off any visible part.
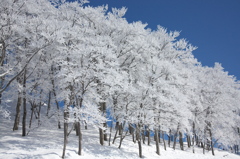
[0,1,240,159]
[0,119,239,159]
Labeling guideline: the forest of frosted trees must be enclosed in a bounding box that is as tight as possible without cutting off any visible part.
[0,0,239,158]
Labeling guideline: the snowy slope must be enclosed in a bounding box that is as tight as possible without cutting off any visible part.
[0,119,239,159]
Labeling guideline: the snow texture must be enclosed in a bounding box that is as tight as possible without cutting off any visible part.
[0,119,239,159]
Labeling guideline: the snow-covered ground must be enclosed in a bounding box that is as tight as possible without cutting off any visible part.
[0,119,239,159]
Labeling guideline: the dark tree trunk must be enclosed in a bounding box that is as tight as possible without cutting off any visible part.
[192,122,196,153]
[154,130,156,141]
[203,142,205,154]
[209,129,215,156]
[99,102,107,145]
[29,103,34,129]
[129,124,133,134]
[118,129,128,149]
[159,131,161,143]
[119,123,123,135]
[206,139,210,151]
[108,120,113,146]
[138,138,143,158]
[46,91,51,117]
[173,124,180,150]
[76,122,82,155]
[62,111,69,158]
[99,127,104,145]
[142,129,145,144]
[186,135,191,148]
[84,120,87,130]
[196,135,199,146]
[173,133,177,150]
[147,129,151,146]
[38,102,42,126]
[13,91,22,131]
[202,126,207,154]
[56,103,61,129]
[22,69,27,137]
[137,128,143,158]
[192,135,195,153]
[130,124,136,143]
[118,121,129,149]
[132,129,136,143]
[234,145,239,154]
[112,122,119,144]
[162,131,166,150]
[104,123,107,141]
[0,39,6,105]
[51,67,61,129]
[168,129,171,147]
[75,122,79,136]
[179,131,184,150]
[75,97,82,155]
[155,129,160,155]
[115,121,119,130]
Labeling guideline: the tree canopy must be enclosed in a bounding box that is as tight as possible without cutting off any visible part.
[0,0,239,158]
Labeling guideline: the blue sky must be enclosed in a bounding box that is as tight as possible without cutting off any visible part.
[83,0,240,80]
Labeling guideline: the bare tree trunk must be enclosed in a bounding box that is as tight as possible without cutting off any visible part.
[104,122,107,141]
[99,127,104,145]
[147,128,151,146]
[13,91,22,131]
[129,123,136,143]
[202,126,207,154]
[79,123,82,156]
[119,123,123,135]
[0,39,6,104]
[29,102,35,129]
[173,124,180,150]
[108,120,113,146]
[192,134,195,153]
[56,103,61,129]
[155,129,160,155]
[99,102,107,145]
[38,102,42,126]
[186,135,191,148]
[209,129,215,156]
[137,127,143,158]
[162,131,166,150]
[84,120,87,130]
[138,138,143,158]
[46,91,51,117]
[62,111,69,158]
[179,131,184,150]
[76,121,82,155]
[112,122,119,144]
[22,69,27,137]
[192,122,195,154]
[159,130,161,143]
[132,131,136,143]
[142,129,145,144]
[118,129,128,149]
[51,66,61,129]
[173,133,177,150]
[203,142,205,154]
[168,129,171,147]
[129,124,133,134]
[196,135,199,146]
[62,86,72,158]
[74,115,79,136]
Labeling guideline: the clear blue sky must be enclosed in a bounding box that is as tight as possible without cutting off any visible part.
[83,0,240,80]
